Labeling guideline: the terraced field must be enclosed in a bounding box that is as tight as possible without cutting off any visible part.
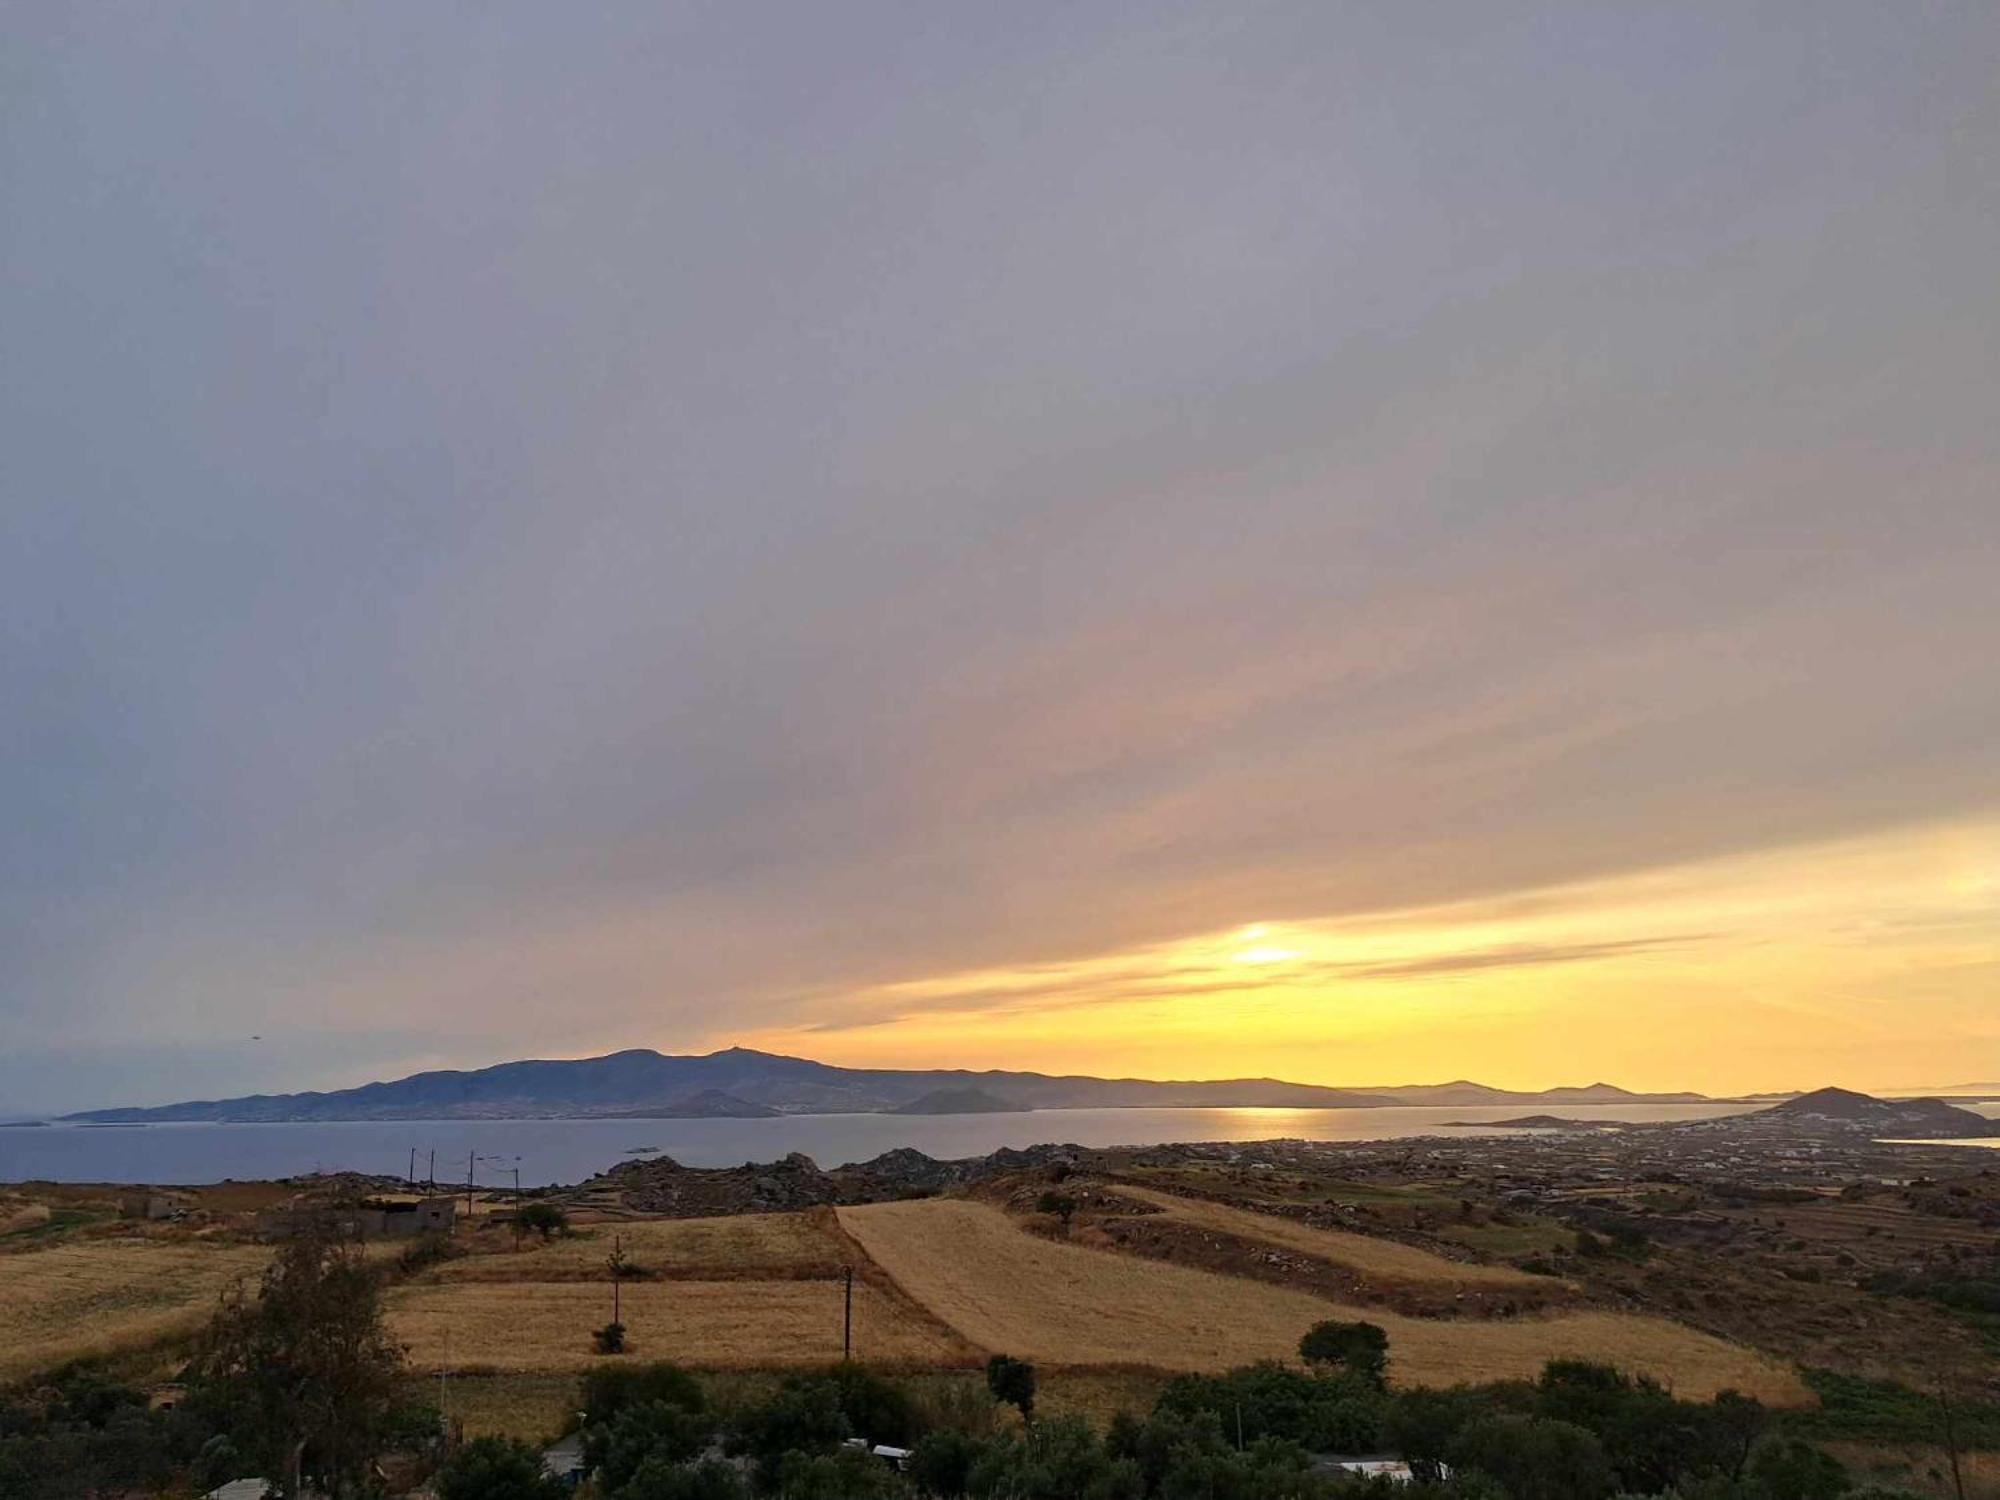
[838,1199,1807,1403]
[1112,1185,1551,1289]
[387,1279,972,1372]
[434,1210,847,1282]
[388,1206,974,1372]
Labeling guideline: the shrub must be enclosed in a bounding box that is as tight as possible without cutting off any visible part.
[435,1435,566,1500]
[1451,1414,1616,1500]
[587,1400,715,1490]
[909,1430,982,1496]
[581,1363,706,1428]
[595,1322,629,1354]
[820,1362,923,1447]
[966,1415,1137,1500]
[1746,1437,1848,1500]
[772,1446,908,1500]
[727,1377,850,1487]
[618,1456,752,1500]
[1157,1361,1386,1451]
[397,1232,463,1273]
[517,1203,570,1240]
[985,1356,1036,1421]
[1035,1193,1079,1233]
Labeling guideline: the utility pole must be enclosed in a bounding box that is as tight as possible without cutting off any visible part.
[611,1234,623,1327]
[465,1150,476,1217]
[428,1149,436,1194]
[408,1147,417,1190]
[842,1266,853,1361]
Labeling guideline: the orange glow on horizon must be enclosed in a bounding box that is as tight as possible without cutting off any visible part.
[732,816,2000,1095]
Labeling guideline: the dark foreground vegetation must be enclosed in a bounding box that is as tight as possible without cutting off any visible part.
[3,1231,1995,1499]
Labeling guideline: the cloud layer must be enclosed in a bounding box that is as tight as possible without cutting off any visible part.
[3,5,1997,1111]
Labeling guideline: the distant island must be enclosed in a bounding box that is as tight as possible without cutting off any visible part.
[1448,1114,1628,1131]
[1727,1086,1998,1139]
[60,1044,1742,1125]
[1445,1089,1998,1141]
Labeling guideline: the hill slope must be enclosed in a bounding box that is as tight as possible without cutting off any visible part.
[1749,1087,1997,1138]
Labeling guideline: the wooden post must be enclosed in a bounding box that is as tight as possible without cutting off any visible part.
[843,1265,853,1361]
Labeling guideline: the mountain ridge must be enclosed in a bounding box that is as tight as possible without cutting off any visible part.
[62,1047,1724,1123]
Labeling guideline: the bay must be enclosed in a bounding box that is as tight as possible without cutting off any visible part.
[0,1101,1802,1187]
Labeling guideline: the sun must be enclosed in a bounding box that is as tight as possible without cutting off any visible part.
[1230,924,1302,965]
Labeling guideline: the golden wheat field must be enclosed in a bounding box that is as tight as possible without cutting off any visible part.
[838,1200,1807,1404]
[386,1279,973,1372]
[0,1238,270,1382]
[1112,1185,1551,1289]
[441,1210,848,1282]
[0,1198,50,1236]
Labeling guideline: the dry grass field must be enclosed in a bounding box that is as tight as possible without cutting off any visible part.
[386,1279,972,1372]
[838,1200,1806,1403]
[0,1238,269,1382]
[425,1373,581,1440]
[443,1210,847,1283]
[0,1197,51,1236]
[1113,1185,1551,1289]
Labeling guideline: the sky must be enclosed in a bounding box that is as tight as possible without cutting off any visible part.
[3,4,1997,1114]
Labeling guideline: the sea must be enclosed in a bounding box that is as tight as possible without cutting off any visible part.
[5,1101,1995,1188]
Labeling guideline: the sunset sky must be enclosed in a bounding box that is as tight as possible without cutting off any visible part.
[3,5,1997,1113]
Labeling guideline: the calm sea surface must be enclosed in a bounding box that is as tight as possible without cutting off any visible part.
[5,1102,1995,1187]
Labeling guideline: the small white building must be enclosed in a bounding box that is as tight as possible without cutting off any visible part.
[542,1435,586,1486]
[1314,1455,1442,1485]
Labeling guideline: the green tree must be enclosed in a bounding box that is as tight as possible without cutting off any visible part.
[728,1378,850,1488]
[0,1368,176,1500]
[1537,1361,1714,1495]
[1451,1414,1616,1500]
[771,1446,909,1500]
[1383,1387,1487,1482]
[618,1457,752,1500]
[517,1202,570,1240]
[436,1435,566,1500]
[184,1222,405,1497]
[985,1356,1037,1422]
[966,1416,1138,1500]
[1746,1437,1848,1500]
[1156,1360,1386,1450]
[909,1431,983,1496]
[1708,1390,1769,1483]
[1036,1193,1079,1234]
[581,1362,707,1429]
[1297,1321,1390,1388]
[587,1401,714,1490]
[819,1362,923,1447]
